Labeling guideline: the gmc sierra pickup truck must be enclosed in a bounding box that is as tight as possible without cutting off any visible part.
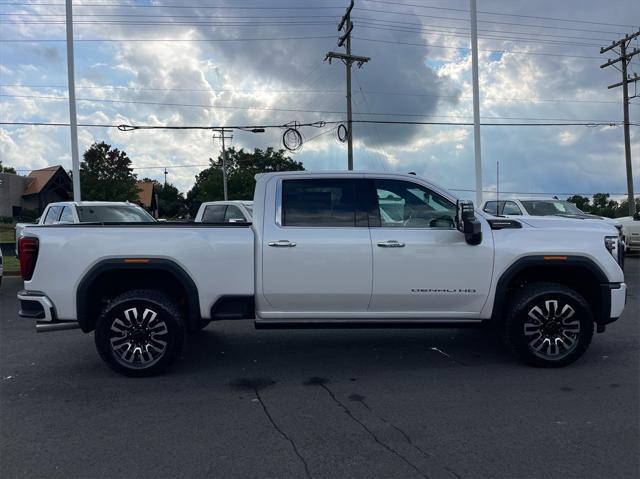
[17,172,626,376]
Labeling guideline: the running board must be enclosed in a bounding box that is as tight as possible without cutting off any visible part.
[254,320,483,330]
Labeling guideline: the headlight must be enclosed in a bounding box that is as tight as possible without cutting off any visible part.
[604,235,624,268]
[604,235,617,254]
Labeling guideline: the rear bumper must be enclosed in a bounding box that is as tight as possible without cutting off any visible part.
[17,290,56,322]
[18,290,80,332]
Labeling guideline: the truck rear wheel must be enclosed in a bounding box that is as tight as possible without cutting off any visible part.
[95,289,184,377]
[503,282,594,367]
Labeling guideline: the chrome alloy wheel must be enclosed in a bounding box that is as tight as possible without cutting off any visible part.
[109,307,168,369]
[523,299,581,360]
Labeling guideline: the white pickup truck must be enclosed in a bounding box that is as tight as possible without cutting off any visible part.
[17,172,626,376]
[15,201,155,256]
[194,200,253,223]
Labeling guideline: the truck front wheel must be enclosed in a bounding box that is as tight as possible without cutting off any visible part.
[503,282,594,367]
[95,289,185,377]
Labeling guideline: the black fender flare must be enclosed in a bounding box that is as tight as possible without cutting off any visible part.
[490,255,611,324]
[76,258,201,333]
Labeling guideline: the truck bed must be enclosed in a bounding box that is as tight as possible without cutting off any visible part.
[23,223,255,321]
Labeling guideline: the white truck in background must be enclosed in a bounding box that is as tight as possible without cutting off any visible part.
[618,212,640,252]
[17,172,626,376]
[15,201,155,257]
[194,200,253,223]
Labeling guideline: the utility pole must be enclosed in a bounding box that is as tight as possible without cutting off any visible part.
[600,30,640,216]
[163,168,168,186]
[470,0,483,206]
[213,129,233,200]
[65,0,81,201]
[325,0,370,170]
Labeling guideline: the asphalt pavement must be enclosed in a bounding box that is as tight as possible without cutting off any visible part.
[1,259,638,479]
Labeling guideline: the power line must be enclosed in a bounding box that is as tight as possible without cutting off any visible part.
[2,1,633,29]
[0,10,624,38]
[360,0,635,29]
[0,35,338,43]
[1,93,626,122]
[2,83,630,105]
[353,36,604,60]
[1,120,633,129]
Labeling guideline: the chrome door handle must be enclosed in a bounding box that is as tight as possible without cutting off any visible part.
[268,240,297,247]
[377,240,405,248]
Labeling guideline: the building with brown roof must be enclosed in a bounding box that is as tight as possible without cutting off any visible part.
[136,180,158,218]
[0,165,72,218]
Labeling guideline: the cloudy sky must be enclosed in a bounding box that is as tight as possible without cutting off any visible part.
[1,0,639,200]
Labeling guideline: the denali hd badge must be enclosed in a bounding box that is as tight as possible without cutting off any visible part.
[411,288,477,293]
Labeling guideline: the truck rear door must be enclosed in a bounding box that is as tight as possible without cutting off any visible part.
[260,176,373,315]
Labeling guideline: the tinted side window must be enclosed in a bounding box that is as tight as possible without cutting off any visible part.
[375,179,456,228]
[282,179,356,227]
[503,201,522,215]
[59,206,74,223]
[484,201,498,215]
[43,206,63,225]
[202,205,226,223]
[224,205,245,222]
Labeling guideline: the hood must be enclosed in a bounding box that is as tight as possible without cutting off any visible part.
[518,216,619,234]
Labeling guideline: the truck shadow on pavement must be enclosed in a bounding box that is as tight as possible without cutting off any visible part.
[176,325,510,377]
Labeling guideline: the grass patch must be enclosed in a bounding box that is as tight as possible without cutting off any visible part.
[2,255,19,274]
[0,224,16,243]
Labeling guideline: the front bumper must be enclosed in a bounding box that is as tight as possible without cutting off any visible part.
[609,283,627,319]
[597,282,626,332]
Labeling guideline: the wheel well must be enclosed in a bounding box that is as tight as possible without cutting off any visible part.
[492,257,609,325]
[77,261,201,333]
[507,265,601,313]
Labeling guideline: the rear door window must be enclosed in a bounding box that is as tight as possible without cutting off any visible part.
[43,206,63,224]
[202,205,226,223]
[503,201,523,215]
[282,179,357,227]
[224,205,246,222]
[59,206,74,223]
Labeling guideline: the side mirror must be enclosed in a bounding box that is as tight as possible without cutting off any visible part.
[456,200,482,245]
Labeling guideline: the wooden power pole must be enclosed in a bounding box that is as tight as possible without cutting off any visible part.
[213,129,233,200]
[325,0,370,170]
[600,30,640,216]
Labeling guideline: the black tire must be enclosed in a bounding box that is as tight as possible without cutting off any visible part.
[95,289,185,377]
[503,282,594,367]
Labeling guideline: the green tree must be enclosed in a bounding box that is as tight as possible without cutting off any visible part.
[614,197,640,217]
[142,178,187,219]
[566,195,591,213]
[0,159,16,174]
[186,147,304,217]
[590,193,619,218]
[80,142,140,201]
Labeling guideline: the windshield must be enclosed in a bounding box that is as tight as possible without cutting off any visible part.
[76,205,156,223]
[520,200,583,216]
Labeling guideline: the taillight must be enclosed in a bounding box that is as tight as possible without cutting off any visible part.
[18,237,39,281]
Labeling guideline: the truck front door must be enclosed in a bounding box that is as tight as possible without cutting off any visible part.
[367,178,494,318]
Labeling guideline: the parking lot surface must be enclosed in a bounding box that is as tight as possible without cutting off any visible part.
[1,259,638,479]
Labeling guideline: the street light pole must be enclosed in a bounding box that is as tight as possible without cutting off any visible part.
[470,0,483,206]
[65,0,81,201]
